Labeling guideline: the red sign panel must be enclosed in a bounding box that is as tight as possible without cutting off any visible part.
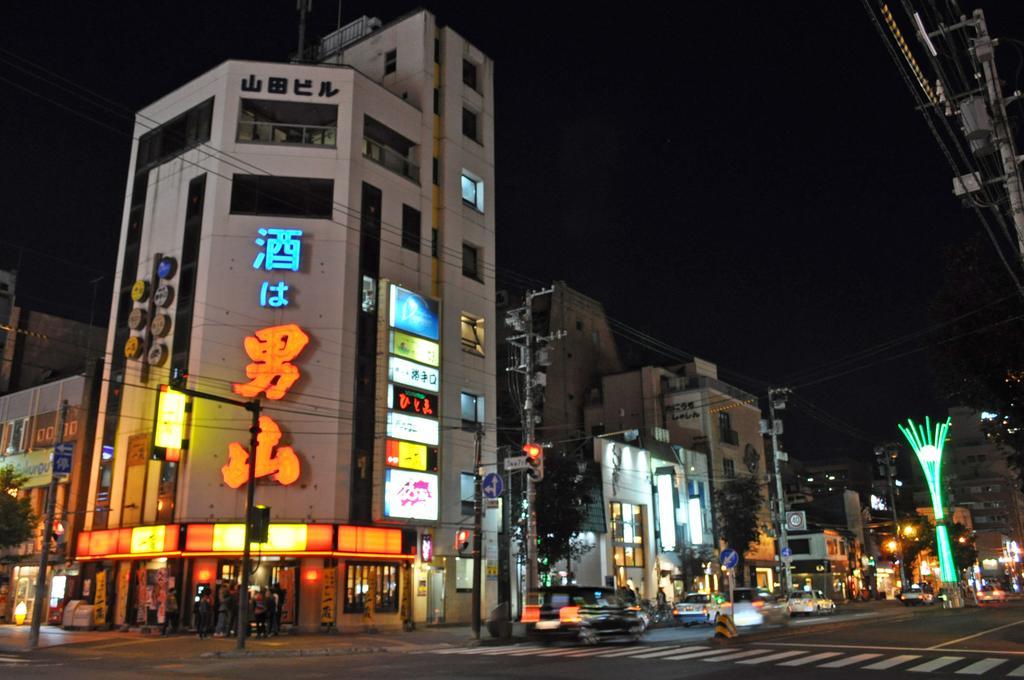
[390,386,437,418]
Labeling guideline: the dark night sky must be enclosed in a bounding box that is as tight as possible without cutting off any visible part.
[3,1,1024,462]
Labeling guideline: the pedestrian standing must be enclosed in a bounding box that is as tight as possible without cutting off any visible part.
[163,587,179,635]
[272,584,285,635]
[265,586,278,637]
[253,589,267,638]
[227,583,238,636]
[215,585,230,637]
[197,591,212,639]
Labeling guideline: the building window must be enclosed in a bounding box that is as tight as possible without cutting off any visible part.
[461,392,485,428]
[344,562,399,613]
[433,88,440,115]
[434,38,440,64]
[432,158,439,186]
[401,205,421,253]
[229,175,334,217]
[460,313,484,355]
[463,59,479,91]
[363,116,419,184]
[462,242,482,281]
[461,171,484,212]
[718,412,738,446]
[455,556,473,591]
[237,99,337,147]
[384,49,397,75]
[462,108,480,143]
[610,502,644,568]
[136,97,214,172]
[5,418,27,454]
[431,228,438,257]
[723,458,736,478]
[461,472,475,515]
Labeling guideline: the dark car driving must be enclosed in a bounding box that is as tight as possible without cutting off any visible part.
[521,586,645,645]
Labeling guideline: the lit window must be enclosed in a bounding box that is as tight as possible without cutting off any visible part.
[455,556,473,591]
[384,49,397,75]
[460,313,484,355]
[460,472,474,515]
[462,242,482,281]
[237,99,337,147]
[461,392,485,428]
[610,502,645,568]
[461,172,484,212]
[343,562,399,613]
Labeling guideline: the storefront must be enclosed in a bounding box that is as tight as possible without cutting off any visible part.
[75,522,416,631]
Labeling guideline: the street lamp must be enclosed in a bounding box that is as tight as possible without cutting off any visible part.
[898,417,958,587]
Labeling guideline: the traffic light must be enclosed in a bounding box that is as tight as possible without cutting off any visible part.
[455,529,471,554]
[523,442,544,481]
[249,504,270,544]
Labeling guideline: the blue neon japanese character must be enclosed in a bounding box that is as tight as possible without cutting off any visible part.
[259,280,290,308]
[253,227,303,271]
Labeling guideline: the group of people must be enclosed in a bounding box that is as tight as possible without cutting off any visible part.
[194,583,285,639]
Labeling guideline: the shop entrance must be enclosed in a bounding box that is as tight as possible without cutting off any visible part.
[218,559,299,626]
[427,567,445,624]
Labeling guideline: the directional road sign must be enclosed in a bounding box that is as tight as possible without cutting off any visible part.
[482,472,504,499]
[781,547,792,559]
[52,442,74,477]
[720,547,739,570]
[504,456,529,471]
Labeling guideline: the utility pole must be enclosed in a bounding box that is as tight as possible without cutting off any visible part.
[505,287,562,591]
[297,0,312,61]
[471,424,484,639]
[767,388,792,596]
[876,443,908,591]
[28,400,68,650]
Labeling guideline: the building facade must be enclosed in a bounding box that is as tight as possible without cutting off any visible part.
[75,10,497,631]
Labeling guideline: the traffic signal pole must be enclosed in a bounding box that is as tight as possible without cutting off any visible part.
[768,388,792,597]
[471,425,484,639]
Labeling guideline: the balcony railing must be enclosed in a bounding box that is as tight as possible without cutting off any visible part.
[363,137,419,183]
[237,121,337,147]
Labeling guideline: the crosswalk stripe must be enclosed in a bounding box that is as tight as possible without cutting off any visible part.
[908,656,964,673]
[560,646,640,657]
[630,646,694,659]
[594,646,673,658]
[0,657,29,664]
[702,649,775,663]
[736,650,807,665]
[1006,662,1024,677]
[956,658,1007,675]
[506,647,563,656]
[862,654,922,670]
[663,648,738,661]
[777,652,843,666]
[818,653,883,668]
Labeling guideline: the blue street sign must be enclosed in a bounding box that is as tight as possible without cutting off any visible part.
[781,547,792,558]
[482,472,504,499]
[720,548,739,569]
[52,442,73,477]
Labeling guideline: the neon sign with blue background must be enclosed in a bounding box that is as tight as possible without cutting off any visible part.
[389,286,439,340]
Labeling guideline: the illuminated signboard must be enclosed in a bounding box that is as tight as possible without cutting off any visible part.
[390,330,440,367]
[387,412,439,446]
[130,525,167,554]
[688,497,704,545]
[252,227,303,308]
[154,388,187,449]
[388,356,440,391]
[655,470,677,551]
[384,469,439,520]
[385,439,438,472]
[389,285,440,340]
[388,385,438,419]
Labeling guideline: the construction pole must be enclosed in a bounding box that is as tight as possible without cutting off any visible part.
[471,425,484,639]
[768,388,792,597]
[236,400,261,650]
[28,400,68,650]
[973,9,1024,251]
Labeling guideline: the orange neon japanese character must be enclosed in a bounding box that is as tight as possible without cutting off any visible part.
[232,323,310,400]
[222,415,301,488]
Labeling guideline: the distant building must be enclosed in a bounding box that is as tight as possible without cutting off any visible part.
[800,457,874,499]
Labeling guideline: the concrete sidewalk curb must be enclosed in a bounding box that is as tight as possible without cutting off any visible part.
[201,645,390,659]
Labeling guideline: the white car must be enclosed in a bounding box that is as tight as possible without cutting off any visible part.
[787,590,836,616]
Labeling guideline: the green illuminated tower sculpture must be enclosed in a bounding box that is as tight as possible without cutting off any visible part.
[897,417,957,583]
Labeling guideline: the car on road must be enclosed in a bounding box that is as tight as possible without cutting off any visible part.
[787,590,836,616]
[899,583,936,606]
[672,592,727,626]
[726,588,787,627]
[977,585,1007,603]
[521,585,646,645]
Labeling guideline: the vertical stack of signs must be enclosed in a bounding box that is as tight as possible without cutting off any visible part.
[383,284,441,522]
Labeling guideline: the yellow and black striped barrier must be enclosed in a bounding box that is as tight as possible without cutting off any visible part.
[714,614,738,639]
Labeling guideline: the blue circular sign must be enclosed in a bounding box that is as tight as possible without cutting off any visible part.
[157,257,177,280]
[720,548,739,569]
[482,472,504,499]
[781,547,792,558]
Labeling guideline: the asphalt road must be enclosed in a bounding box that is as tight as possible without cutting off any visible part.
[5,601,1024,679]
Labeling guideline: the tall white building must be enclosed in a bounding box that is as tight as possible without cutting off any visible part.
[78,10,496,630]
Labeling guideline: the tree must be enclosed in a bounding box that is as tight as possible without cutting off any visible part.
[714,475,763,585]
[0,466,36,550]
[930,232,1024,480]
[535,449,596,577]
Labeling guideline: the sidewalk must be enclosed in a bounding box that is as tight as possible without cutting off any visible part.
[0,623,486,657]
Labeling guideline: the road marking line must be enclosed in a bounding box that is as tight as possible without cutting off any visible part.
[663,648,738,661]
[629,646,693,659]
[1008,663,1024,677]
[818,653,883,668]
[862,654,922,670]
[956,658,1007,675]
[560,646,647,657]
[702,649,775,663]
[759,641,1024,656]
[777,652,843,666]
[594,646,674,658]
[929,618,1024,650]
[736,650,807,665]
[908,656,964,673]
[501,646,555,656]
[536,648,591,656]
